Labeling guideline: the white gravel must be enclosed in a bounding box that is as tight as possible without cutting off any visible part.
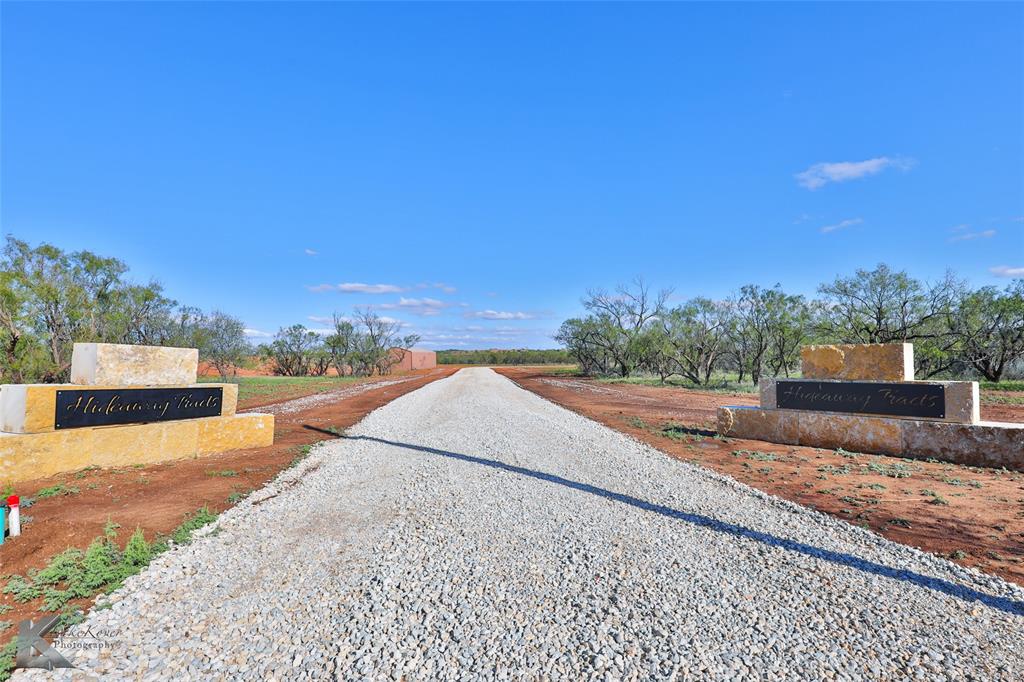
[18,368,1024,680]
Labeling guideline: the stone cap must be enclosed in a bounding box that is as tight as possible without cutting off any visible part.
[71,343,198,386]
[801,343,913,382]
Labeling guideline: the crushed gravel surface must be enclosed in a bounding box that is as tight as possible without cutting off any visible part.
[19,368,1024,680]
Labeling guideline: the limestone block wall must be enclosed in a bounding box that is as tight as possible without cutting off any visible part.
[0,342,274,485]
[801,343,913,382]
[718,406,1024,471]
[718,342,1022,471]
[71,343,199,386]
[0,413,273,483]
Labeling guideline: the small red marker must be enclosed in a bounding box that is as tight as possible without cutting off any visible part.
[7,496,20,537]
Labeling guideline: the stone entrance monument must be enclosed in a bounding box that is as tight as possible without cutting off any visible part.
[0,343,274,484]
[718,343,1024,469]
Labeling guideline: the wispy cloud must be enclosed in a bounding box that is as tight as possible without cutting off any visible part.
[820,218,863,234]
[308,282,407,294]
[304,248,318,256]
[372,297,451,317]
[990,265,1024,278]
[243,328,273,338]
[417,282,457,294]
[413,324,552,348]
[308,281,457,294]
[796,156,915,190]
[464,310,536,320]
[949,228,996,243]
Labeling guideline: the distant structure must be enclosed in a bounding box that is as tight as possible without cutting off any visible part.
[391,348,437,372]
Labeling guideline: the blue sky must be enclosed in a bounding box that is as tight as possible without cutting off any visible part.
[3,2,1022,349]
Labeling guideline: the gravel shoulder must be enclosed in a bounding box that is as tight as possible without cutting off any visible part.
[19,368,1024,680]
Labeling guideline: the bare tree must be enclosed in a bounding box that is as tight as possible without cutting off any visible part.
[580,278,671,377]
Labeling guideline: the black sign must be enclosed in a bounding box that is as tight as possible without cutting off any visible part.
[776,380,945,419]
[55,387,223,429]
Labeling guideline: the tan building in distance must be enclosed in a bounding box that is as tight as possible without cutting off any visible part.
[390,348,437,372]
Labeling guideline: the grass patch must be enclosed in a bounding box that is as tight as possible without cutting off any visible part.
[980,380,1024,392]
[197,375,363,404]
[205,469,238,478]
[290,444,314,468]
[599,372,758,394]
[170,506,218,545]
[626,416,648,429]
[34,484,80,499]
[981,393,1024,406]
[865,460,914,479]
[0,639,16,682]
[0,506,220,680]
[858,482,888,491]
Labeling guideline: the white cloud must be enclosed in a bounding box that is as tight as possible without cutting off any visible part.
[304,248,318,256]
[243,328,273,338]
[308,282,407,294]
[796,156,915,190]
[464,310,536,320]
[417,282,457,294]
[949,229,996,243]
[990,265,1024,278]
[820,218,863,234]
[338,282,406,294]
[371,296,452,317]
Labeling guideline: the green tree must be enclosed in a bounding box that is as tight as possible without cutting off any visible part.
[198,311,251,380]
[952,281,1024,382]
[816,263,963,377]
[266,324,321,376]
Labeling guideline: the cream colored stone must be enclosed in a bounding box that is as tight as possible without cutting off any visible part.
[759,379,777,409]
[801,343,913,382]
[717,406,799,445]
[796,411,903,456]
[71,343,198,386]
[0,412,274,484]
[0,383,237,434]
[197,413,274,454]
[901,420,1024,469]
[717,405,1024,470]
[943,381,980,424]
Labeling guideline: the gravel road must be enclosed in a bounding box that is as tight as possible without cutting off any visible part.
[20,368,1024,680]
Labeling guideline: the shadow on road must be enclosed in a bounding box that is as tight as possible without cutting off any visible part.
[344,434,1024,617]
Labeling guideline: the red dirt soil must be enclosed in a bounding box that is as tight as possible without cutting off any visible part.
[0,367,458,641]
[496,368,1024,587]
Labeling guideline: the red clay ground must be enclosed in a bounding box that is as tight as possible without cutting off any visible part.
[0,367,458,644]
[496,368,1024,587]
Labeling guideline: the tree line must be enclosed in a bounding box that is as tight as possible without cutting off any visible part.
[0,236,251,383]
[436,348,571,365]
[556,265,1024,384]
[0,236,420,383]
[258,311,420,377]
